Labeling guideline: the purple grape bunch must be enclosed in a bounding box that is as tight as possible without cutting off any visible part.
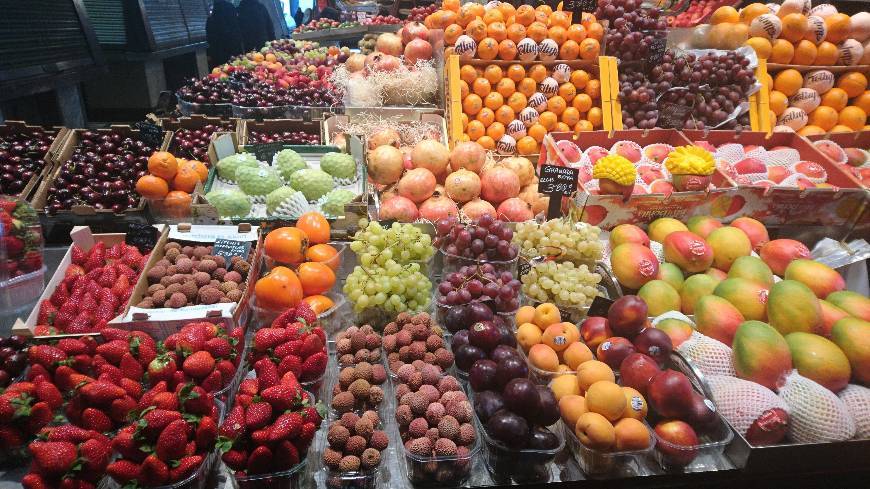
[435,214,519,262]
[596,0,667,61]
[438,264,521,313]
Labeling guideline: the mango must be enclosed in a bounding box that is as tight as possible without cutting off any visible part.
[714,278,769,321]
[730,216,769,251]
[648,217,688,244]
[767,280,822,336]
[637,280,681,316]
[663,231,714,273]
[706,226,752,272]
[727,256,774,287]
[818,300,851,337]
[686,215,723,238]
[705,268,728,281]
[785,332,851,393]
[783,259,846,299]
[655,318,694,347]
[826,291,870,321]
[610,223,650,248]
[657,262,684,292]
[694,295,745,346]
[680,274,720,315]
[831,317,870,384]
[759,239,810,276]
[732,320,793,391]
[611,243,660,291]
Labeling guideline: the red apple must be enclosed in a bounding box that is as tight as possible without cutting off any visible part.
[596,337,636,370]
[648,370,694,419]
[619,353,661,397]
[579,317,612,350]
[655,420,699,468]
[608,296,648,339]
[633,328,673,365]
[685,392,718,434]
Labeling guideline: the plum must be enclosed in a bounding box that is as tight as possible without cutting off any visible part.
[454,344,486,372]
[495,356,528,389]
[502,378,540,419]
[487,410,529,449]
[473,390,505,422]
[469,359,499,392]
[469,321,502,353]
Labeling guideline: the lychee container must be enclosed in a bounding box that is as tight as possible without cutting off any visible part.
[232,459,308,489]
[400,431,481,487]
[561,418,655,478]
[438,248,519,277]
[478,424,564,485]
[327,377,387,422]
[323,466,379,489]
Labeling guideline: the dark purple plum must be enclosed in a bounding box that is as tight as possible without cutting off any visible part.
[445,304,471,333]
[468,302,494,322]
[454,344,487,372]
[526,427,560,450]
[450,329,470,350]
[498,324,517,348]
[495,356,528,388]
[469,359,499,392]
[490,344,520,364]
[534,387,560,426]
[503,378,540,419]
[487,410,529,449]
[474,391,505,422]
[633,327,673,364]
[469,321,502,353]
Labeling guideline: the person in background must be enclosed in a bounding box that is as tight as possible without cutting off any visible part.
[238,0,276,51]
[293,8,304,28]
[206,0,244,67]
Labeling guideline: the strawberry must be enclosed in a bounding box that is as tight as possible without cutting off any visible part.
[156,419,188,462]
[267,412,303,442]
[65,312,93,334]
[97,267,117,288]
[25,401,52,434]
[106,459,141,483]
[136,339,158,368]
[239,378,259,396]
[53,310,76,330]
[106,242,125,261]
[111,426,146,462]
[119,353,143,381]
[96,364,123,385]
[299,334,324,358]
[80,381,126,405]
[34,381,63,409]
[142,409,183,438]
[273,440,300,470]
[195,415,218,449]
[215,359,236,381]
[0,425,23,447]
[28,345,67,369]
[246,445,273,474]
[114,263,137,284]
[37,300,58,325]
[297,421,317,449]
[21,474,48,489]
[222,449,248,471]
[254,358,280,390]
[83,242,105,272]
[294,302,317,326]
[200,370,224,393]
[121,247,143,269]
[261,382,303,412]
[149,392,178,411]
[273,339,303,358]
[219,405,246,440]
[204,337,232,359]
[147,354,177,385]
[80,437,112,472]
[109,395,137,423]
[99,327,129,341]
[140,454,170,486]
[80,291,99,313]
[45,424,97,443]
[300,351,327,381]
[245,402,272,430]
[80,407,113,433]
[71,245,87,265]
[56,338,88,355]
[170,455,203,481]
[253,328,289,352]
[277,354,302,378]
[230,327,244,349]
[49,282,71,308]
[53,366,89,392]
[301,405,324,427]
[29,440,77,476]
[270,307,297,328]
[179,384,212,415]
[182,351,215,379]
[96,340,128,365]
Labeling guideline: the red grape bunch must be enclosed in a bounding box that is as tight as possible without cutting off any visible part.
[435,215,519,262]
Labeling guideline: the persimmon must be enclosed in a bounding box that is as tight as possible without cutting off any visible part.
[148,152,178,180]
[305,243,340,270]
[297,262,336,296]
[264,226,308,264]
[135,175,168,199]
[254,266,303,309]
[296,211,330,244]
[172,167,200,193]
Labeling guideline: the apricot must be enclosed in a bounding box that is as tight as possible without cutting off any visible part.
[585,381,626,421]
[550,374,581,401]
[575,412,615,450]
[542,323,573,352]
[563,342,594,369]
[576,360,615,392]
[534,302,561,327]
[516,305,536,325]
[528,343,560,372]
[621,386,648,421]
[516,322,543,352]
[562,322,581,344]
[559,394,588,428]
[614,418,651,451]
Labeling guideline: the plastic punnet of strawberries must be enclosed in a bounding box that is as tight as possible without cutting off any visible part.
[0,377,64,460]
[249,302,328,384]
[218,367,325,477]
[0,196,43,281]
[161,322,246,394]
[35,241,150,335]
[21,424,112,489]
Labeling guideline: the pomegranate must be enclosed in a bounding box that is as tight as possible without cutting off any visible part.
[367,145,404,184]
[401,147,414,169]
[499,156,535,186]
[480,166,520,205]
[375,33,404,56]
[519,184,548,215]
[461,198,497,220]
[402,22,430,44]
[497,197,534,222]
[419,193,459,221]
[411,140,450,175]
[345,53,366,72]
[404,38,434,64]
[449,141,487,173]
[365,52,401,72]
[444,169,481,203]
[367,128,401,149]
[397,168,437,203]
[379,196,419,222]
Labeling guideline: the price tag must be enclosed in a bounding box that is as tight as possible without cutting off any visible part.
[125,223,159,253]
[248,142,284,164]
[213,238,252,264]
[518,259,531,278]
[213,134,236,161]
[586,295,615,318]
[538,164,579,219]
[133,121,165,149]
[563,0,598,20]
[657,101,693,129]
[647,36,667,69]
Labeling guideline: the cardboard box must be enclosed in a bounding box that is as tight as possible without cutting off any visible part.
[12,225,168,337]
[159,115,239,164]
[115,224,262,338]
[542,130,735,229]
[240,119,323,146]
[0,121,70,201]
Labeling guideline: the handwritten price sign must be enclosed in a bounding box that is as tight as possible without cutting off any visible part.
[539,164,579,219]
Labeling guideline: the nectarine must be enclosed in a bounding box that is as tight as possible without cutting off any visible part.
[614,418,651,451]
[562,342,593,369]
[528,343,559,372]
[576,360,615,392]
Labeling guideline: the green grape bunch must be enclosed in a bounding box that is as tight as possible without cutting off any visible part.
[350,219,435,267]
[521,261,602,308]
[343,261,432,314]
[514,218,605,265]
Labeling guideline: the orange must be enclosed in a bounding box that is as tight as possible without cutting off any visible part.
[773,69,802,96]
[745,37,772,59]
[171,167,200,193]
[572,93,593,112]
[791,40,817,65]
[588,107,603,128]
[561,107,581,126]
[495,105,515,125]
[477,135,495,150]
[255,266,303,310]
[586,22,604,41]
[580,13,597,29]
[575,120,594,132]
[535,4,552,19]
[459,80,469,100]
[539,111,558,130]
[585,79,601,99]
[567,24,587,43]
[797,125,825,136]
[498,39,517,60]
[710,6,739,24]
[456,6,477,27]
[506,64,526,82]
[459,64,478,85]
[486,122,506,140]
[296,212,330,245]
[838,106,867,131]
[528,64,548,83]
[558,82,577,101]
[824,13,851,44]
[820,88,848,111]
[506,23,527,43]
[181,160,208,182]
[515,5,536,26]
[555,122,570,132]
[135,174,169,199]
[444,24,463,45]
[571,70,590,89]
[264,226,308,264]
[487,22,507,42]
[496,78,516,97]
[814,41,839,65]
[769,39,795,64]
[547,96,567,115]
[549,10,570,28]
[484,92,504,110]
[837,72,868,98]
[809,105,839,131]
[463,94,483,115]
[305,243,340,270]
[548,25,568,45]
[854,91,870,114]
[769,90,788,116]
[830,124,854,133]
[465,19,487,42]
[472,78,491,97]
[497,2,515,20]
[442,0,459,12]
[579,38,600,60]
[477,37,499,60]
[507,92,528,112]
[297,262,335,296]
[516,136,538,155]
[528,124,547,142]
[476,108,495,127]
[484,65,504,84]
[148,151,178,180]
[560,40,580,60]
[482,8,503,25]
[518,77,537,97]
[460,113,469,130]
[437,10,458,29]
[780,14,808,43]
[467,120,486,140]
[527,22,549,43]
[740,3,769,24]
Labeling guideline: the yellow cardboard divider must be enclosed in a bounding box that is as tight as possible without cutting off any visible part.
[753,59,772,135]
[446,54,463,149]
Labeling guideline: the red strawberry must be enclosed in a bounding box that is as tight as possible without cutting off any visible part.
[170,455,203,481]
[245,402,272,430]
[111,426,147,462]
[122,247,144,269]
[215,359,236,381]
[53,366,89,392]
[179,384,212,415]
[300,334,324,358]
[182,351,215,379]
[204,337,232,359]
[246,445,273,474]
[53,310,76,330]
[301,405,323,427]
[270,307,297,328]
[254,358,280,390]
[156,419,188,462]
[80,381,126,405]
[119,353,143,381]
[71,245,87,265]
[142,409,183,438]
[56,338,88,355]
[28,345,67,369]
[106,242,125,260]
[297,421,317,449]
[109,395,137,423]
[294,302,317,326]
[222,449,248,471]
[25,401,53,434]
[253,328,289,352]
[83,242,106,272]
[34,381,63,409]
[147,355,177,385]
[219,405,246,440]
[29,441,77,476]
[97,267,117,288]
[149,392,179,411]
[140,454,170,486]
[80,437,112,473]
[300,351,327,381]
[50,282,70,308]
[46,424,99,443]
[195,415,218,449]
[277,354,302,378]
[115,263,137,283]
[96,340,128,365]
[65,312,93,334]
[80,407,113,433]
[0,425,23,448]
[273,440,300,470]
[21,474,47,489]
[200,370,224,393]
[100,328,130,342]
[273,339,304,358]
[96,364,123,385]
[239,378,259,396]
[106,460,141,483]
[261,382,303,412]
[267,412,303,442]
[93,300,118,323]
[37,300,58,325]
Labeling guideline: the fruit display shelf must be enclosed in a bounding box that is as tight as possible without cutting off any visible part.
[292,25,368,42]
[0,122,70,201]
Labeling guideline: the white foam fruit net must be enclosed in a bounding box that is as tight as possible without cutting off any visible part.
[706,375,788,440]
[714,143,827,187]
[778,370,856,444]
[676,331,737,378]
[838,384,870,439]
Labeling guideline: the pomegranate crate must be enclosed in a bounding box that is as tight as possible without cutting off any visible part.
[0,121,70,200]
[540,130,735,230]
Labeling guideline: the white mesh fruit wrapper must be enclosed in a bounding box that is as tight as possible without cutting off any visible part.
[762,148,801,168]
[650,240,665,263]
[742,172,771,184]
[707,375,789,439]
[813,140,847,164]
[744,146,768,160]
[271,191,312,217]
[714,143,747,163]
[838,384,870,439]
[676,331,737,378]
[788,162,827,184]
[778,370,856,444]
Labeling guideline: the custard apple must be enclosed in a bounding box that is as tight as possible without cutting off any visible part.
[320,152,357,180]
[321,189,356,216]
[217,153,259,181]
[205,188,252,217]
[289,168,334,201]
[266,186,303,215]
[236,165,282,196]
[276,149,307,180]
